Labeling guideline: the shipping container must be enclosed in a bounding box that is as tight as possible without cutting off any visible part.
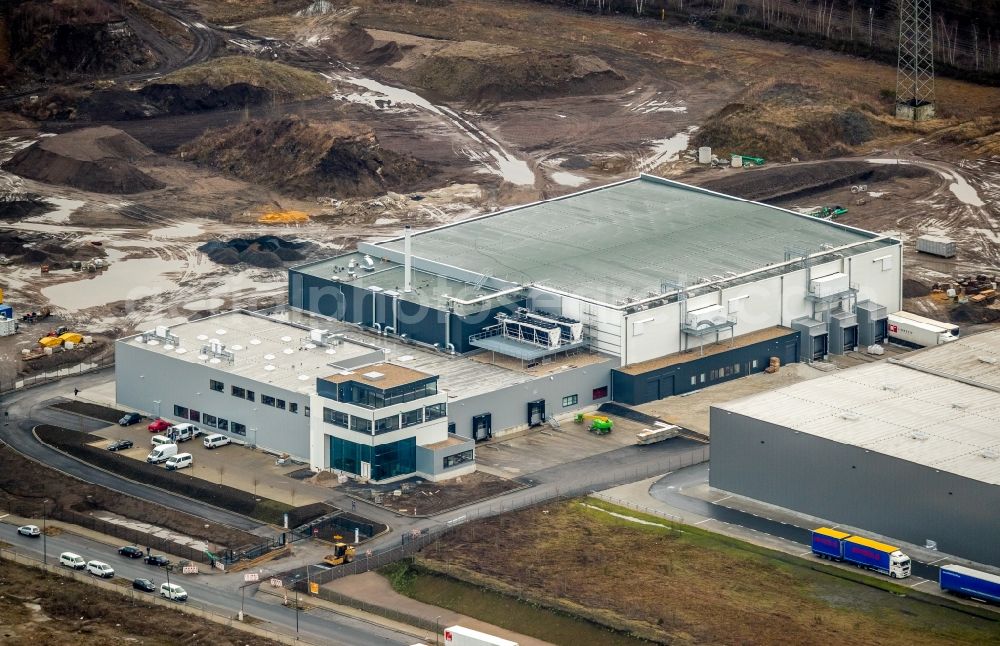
[916,235,956,258]
[939,565,1000,604]
[443,625,519,646]
[888,311,959,348]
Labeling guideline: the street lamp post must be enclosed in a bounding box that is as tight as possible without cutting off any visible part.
[41,499,49,566]
[293,576,301,639]
[165,563,173,592]
[434,615,442,646]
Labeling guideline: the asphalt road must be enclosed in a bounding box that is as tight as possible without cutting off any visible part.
[649,463,940,581]
[0,522,416,645]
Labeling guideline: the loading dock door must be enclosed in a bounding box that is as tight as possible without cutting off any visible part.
[843,326,858,352]
[472,413,492,441]
[812,334,829,361]
[527,399,545,426]
[784,341,798,365]
[644,378,660,403]
[874,319,888,344]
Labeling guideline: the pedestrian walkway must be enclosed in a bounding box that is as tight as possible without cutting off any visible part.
[327,571,554,646]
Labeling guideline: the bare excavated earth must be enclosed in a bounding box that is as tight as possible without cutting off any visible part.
[180,115,433,198]
[3,126,165,194]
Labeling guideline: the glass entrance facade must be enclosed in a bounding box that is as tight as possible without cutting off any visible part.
[330,436,416,481]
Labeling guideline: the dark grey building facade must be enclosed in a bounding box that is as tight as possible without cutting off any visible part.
[710,407,1000,567]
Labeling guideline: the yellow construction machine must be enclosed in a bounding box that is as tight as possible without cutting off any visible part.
[323,542,356,567]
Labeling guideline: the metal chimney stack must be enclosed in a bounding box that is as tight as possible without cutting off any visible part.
[403,225,413,293]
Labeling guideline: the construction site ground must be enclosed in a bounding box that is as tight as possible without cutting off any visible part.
[0,0,995,343]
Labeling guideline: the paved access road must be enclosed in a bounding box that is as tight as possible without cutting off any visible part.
[0,522,416,646]
[649,464,940,581]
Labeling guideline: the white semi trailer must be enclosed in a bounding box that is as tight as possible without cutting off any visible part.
[888,311,959,348]
[443,626,519,646]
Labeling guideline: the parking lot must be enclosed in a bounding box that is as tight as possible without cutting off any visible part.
[474,413,651,476]
[89,422,329,506]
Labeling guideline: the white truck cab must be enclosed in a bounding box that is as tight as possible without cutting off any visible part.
[890,551,912,579]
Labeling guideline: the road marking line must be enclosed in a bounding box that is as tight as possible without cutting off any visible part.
[715,494,732,503]
[799,551,813,557]
[910,579,932,588]
[694,518,712,525]
[0,514,8,521]
[927,557,948,565]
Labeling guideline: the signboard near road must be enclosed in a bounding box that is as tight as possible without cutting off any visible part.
[270,578,283,588]
[181,565,198,574]
[244,572,259,582]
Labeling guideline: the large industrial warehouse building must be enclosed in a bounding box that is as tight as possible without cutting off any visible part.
[118,174,904,483]
[711,329,1000,566]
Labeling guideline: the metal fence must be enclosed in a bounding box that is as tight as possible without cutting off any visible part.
[278,445,710,586]
[0,354,114,394]
[0,546,325,646]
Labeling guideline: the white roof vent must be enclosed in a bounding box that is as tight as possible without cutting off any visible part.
[908,431,929,441]
[215,329,227,335]
[198,354,209,361]
[882,384,899,392]
[250,339,262,345]
[362,371,385,381]
[298,374,310,381]
[175,348,188,355]
[147,339,159,346]
[164,344,174,351]
[209,358,221,364]
[264,354,276,360]
[304,343,316,350]
[325,348,337,355]
[979,356,998,365]
[398,355,415,362]
[264,365,276,372]
[197,334,208,341]
[840,412,860,422]
[231,345,243,351]
[980,450,999,460]
[280,335,292,342]
[283,348,294,355]
[952,402,968,410]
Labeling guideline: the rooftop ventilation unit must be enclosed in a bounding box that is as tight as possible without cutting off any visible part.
[979,356,998,365]
[363,255,375,271]
[952,402,968,410]
[908,431,929,441]
[515,308,583,343]
[306,329,343,348]
[839,412,860,421]
[201,339,235,364]
[141,325,180,347]
[980,450,999,460]
[362,371,385,381]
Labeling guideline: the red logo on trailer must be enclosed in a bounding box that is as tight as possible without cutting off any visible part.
[888,323,898,333]
[444,630,453,642]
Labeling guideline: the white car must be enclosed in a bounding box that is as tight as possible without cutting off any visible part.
[203,433,231,449]
[17,524,41,537]
[86,560,115,579]
[160,582,188,602]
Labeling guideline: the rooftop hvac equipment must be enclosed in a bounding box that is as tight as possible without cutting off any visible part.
[307,329,343,347]
[362,255,376,271]
[201,339,235,364]
[141,325,180,347]
[496,312,561,349]
[515,308,583,343]
[810,272,849,298]
[684,304,728,330]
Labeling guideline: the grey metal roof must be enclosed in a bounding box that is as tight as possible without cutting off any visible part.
[718,329,1000,484]
[373,175,890,305]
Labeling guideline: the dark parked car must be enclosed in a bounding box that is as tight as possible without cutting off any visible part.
[132,578,155,593]
[119,412,142,426]
[107,439,134,452]
[118,545,144,559]
[145,554,170,567]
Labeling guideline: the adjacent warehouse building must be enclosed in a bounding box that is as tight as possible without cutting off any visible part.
[290,174,902,405]
[711,329,1000,566]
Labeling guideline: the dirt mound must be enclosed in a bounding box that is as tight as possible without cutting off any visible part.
[692,81,881,161]
[198,235,309,267]
[77,82,273,121]
[903,279,932,298]
[402,42,626,102]
[181,116,430,198]
[7,0,154,80]
[2,126,164,194]
[949,303,1000,325]
[157,56,330,99]
[0,197,49,220]
[696,160,931,203]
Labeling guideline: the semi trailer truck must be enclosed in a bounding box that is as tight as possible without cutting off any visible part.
[887,311,959,348]
[811,528,912,578]
[443,625,519,646]
[939,565,1000,604]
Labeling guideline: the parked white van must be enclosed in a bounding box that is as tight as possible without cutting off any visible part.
[150,434,172,447]
[164,452,193,471]
[59,552,86,569]
[167,423,198,443]
[203,433,231,449]
[160,582,188,601]
[147,443,178,464]
[86,560,115,578]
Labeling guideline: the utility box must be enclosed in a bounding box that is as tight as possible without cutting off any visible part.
[809,273,849,298]
[916,235,956,258]
[791,317,828,362]
[828,310,858,354]
[0,317,15,337]
[856,300,888,346]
